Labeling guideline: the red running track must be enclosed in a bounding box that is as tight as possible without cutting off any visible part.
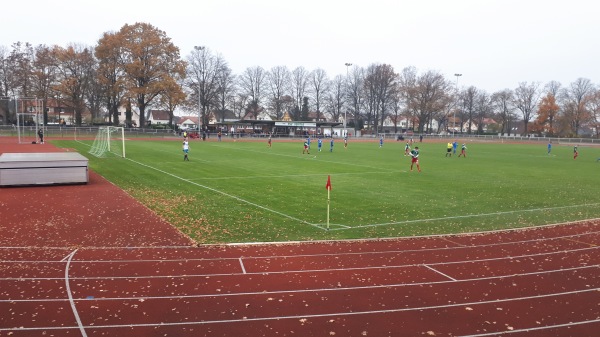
[1,221,599,337]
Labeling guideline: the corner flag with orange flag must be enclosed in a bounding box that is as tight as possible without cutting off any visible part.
[326,175,331,230]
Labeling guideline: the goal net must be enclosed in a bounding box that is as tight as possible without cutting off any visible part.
[89,126,126,158]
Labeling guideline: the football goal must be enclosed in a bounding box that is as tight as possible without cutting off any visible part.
[89,126,126,158]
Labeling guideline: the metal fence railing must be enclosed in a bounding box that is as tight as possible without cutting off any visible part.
[1,125,599,146]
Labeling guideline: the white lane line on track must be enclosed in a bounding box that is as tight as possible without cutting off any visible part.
[2,264,598,304]
[424,264,457,281]
[2,244,599,281]
[5,226,600,263]
[441,237,467,247]
[458,318,600,337]
[60,253,72,262]
[239,258,246,274]
[563,237,597,247]
[1,287,598,332]
[64,249,88,337]
[126,157,323,230]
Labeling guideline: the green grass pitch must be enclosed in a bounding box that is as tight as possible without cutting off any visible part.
[53,138,600,244]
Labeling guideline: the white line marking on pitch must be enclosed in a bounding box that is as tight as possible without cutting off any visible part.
[186,171,395,181]
[239,258,247,274]
[2,221,598,256]
[64,249,88,337]
[424,264,457,281]
[328,202,600,230]
[126,158,322,230]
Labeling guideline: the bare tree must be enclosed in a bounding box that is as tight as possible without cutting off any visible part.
[230,92,249,119]
[290,66,309,119]
[238,66,266,118]
[0,46,15,124]
[324,74,345,125]
[364,64,397,133]
[362,65,378,133]
[0,46,10,98]
[491,89,515,135]
[544,80,561,98]
[588,88,600,138]
[214,65,235,123]
[186,46,227,129]
[408,70,451,134]
[389,82,404,133]
[398,66,417,131]
[7,42,35,98]
[266,66,291,119]
[513,81,540,135]
[474,91,491,134]
[308,68,329,121]
[561,78,594,136]
[346,66,365,131]
[458,86,478,134]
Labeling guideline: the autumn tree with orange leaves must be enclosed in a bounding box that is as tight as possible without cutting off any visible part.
[532,93,559,136]
[96,32,127,126]
[103,22,186,128]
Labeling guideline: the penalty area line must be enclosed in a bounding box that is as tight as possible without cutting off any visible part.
[126,158,324,230]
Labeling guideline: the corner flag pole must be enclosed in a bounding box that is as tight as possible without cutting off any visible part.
[325,175,332,230]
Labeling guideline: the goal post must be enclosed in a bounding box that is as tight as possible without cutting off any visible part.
[89,126,126,158]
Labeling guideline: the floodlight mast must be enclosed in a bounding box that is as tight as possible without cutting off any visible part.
[453,74,462,135]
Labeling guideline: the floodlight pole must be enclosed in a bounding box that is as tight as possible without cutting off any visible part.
[453,74,462,135]
[344,63,352,137]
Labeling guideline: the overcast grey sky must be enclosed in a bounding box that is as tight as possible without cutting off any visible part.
[2,0,598,93]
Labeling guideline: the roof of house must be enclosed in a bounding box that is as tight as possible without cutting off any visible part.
[148,110,171,121]
[179,116,199,125]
